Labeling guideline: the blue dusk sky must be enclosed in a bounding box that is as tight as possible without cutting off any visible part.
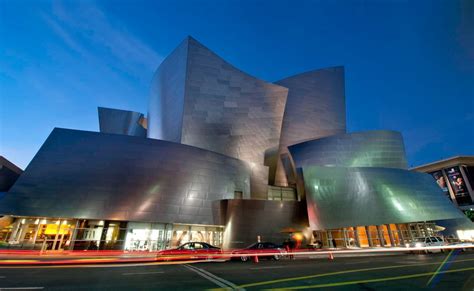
[1,0,473,169]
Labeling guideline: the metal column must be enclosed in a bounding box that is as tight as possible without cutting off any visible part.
[386,224,395,247]
[396,224,405,245]
[353,226,360,247]
[376,225,385,247]
[365,226,373,247]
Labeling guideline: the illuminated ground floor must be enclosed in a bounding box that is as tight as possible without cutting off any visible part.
[0,216,223,251]
[312,223,440,248]
[0,215,462,251]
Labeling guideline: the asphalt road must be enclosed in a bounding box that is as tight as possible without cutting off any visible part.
[0,251,473,290]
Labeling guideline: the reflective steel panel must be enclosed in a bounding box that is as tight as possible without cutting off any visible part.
[98,107,146,137]
[213,199,308,249]
[302,166,469,230]
[148,37,188,142]
[289,130,408,169]
[0,128,252,225]
[148,36,289,198]
[274,67,346,186]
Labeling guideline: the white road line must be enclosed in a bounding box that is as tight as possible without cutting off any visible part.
[0,276,6,279]
[185,264,239,288]
[249,266,284,270]
[122,271,164,275]
[183,265,229,288]
[183,264,239,289]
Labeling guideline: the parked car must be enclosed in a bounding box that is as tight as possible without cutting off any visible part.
[231,242,285,262]
[156,242,222,261]
[406,236,445,253]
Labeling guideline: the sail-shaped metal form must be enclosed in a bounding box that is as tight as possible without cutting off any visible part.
[273,67,346,187]
[149,36,288,198]
[289,131,470,230]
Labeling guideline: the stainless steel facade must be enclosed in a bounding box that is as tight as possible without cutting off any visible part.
[213,199,308,249]
[1,36,471,249]
[273,67,346,187]
[0,156,23,192]
[0,128,251,225]
[289,130,408,170]
[98,107,147,137]
[148,38,188,142]
[148,36,288,199]
[302,166,469,230]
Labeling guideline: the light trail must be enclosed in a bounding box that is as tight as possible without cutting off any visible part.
[0,245,472,267]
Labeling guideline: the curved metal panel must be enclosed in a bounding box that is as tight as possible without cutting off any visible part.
[148,37,188,142]
[302,166,469,230]
[181,37,288,172]
[98,107,146,137]
[149,36,288,198]
[289,130,408,169]
[213,199,308,249]
[274,67,346,186]
[0,128,251,225]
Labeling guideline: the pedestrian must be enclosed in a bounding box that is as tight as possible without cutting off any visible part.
[289,238,295,259]
[332,238,337,248]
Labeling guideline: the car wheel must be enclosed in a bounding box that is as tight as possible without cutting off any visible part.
[273,254,281,261]
[240,256,248,262]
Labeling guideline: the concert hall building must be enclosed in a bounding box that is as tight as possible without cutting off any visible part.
[0,36,471,251]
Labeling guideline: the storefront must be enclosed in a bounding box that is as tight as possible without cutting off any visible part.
[0,217,224,251]
[312,222,439,248]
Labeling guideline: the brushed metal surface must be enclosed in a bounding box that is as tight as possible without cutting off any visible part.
[289,130,408,169]
[0,128,252,225]
[148,36,289,198]
[213,199,308,249]
[98,107,146,137]
[274,67,346,186]
[302,166,469,230]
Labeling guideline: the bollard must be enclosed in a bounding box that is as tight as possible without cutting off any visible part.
[253,255,259,263]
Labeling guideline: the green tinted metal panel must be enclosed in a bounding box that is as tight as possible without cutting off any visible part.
[289,131,408,169]
[302,166,469,230]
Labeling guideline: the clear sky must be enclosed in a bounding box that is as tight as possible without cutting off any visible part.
[1,0,473,169]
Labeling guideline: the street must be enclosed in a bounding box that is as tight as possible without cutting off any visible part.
[0,251,473,290]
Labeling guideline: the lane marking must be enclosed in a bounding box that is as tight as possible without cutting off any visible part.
[269,266,474,289]
[183,265,229,289]
[426,249,454,286]
[227,257,474,289]
[184,264,238,289]
[249,266,284,270]
[122,271,164,275]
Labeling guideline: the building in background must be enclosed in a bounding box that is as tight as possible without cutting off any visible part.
[0,36,471,251]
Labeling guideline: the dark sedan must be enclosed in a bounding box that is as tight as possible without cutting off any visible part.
[231,242,285,262]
